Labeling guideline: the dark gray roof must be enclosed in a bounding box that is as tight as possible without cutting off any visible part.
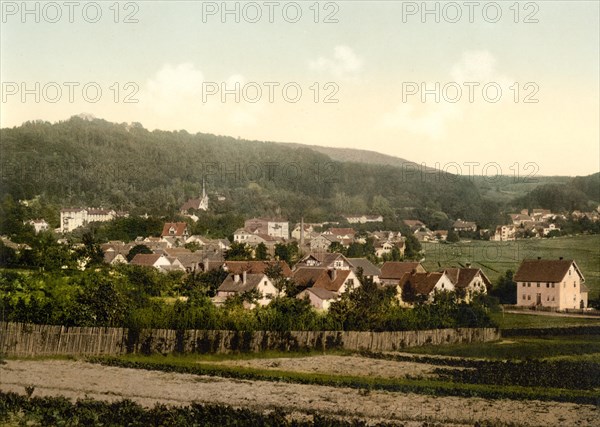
[348,258,381,277]
[304,287,338,300]
[218,273,268,293]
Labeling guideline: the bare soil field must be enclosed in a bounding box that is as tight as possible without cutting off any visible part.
[1,359,597,426]
[201,354,453,378]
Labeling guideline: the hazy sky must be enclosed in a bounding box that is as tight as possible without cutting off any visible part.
[1,1,599,176]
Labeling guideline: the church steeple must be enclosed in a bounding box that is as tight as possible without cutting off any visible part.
[198,177,209,211]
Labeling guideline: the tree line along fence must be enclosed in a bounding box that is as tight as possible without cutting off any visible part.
[0,322,500,357]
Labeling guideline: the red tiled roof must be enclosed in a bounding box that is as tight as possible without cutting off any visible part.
[327,227,356,236]
[399,272,445,296]
[293,267,330,288]
[514,259,582,283]
[380,262,425,280]
[314,269,352,292]
[161,222,188,237]
[224,261,292,277]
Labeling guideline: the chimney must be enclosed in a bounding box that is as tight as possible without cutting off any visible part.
[537,256,542,260]
[242,270,247,284]
[203,257,209,272]
[465,262,471,268]
[234,274,240,283]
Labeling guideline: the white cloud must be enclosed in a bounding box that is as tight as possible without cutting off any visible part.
[380,50,512,139]
[381,102,462,140]
[141,64,264,127]
[309,45,363,80]
[143,63,204,115]
[451,50,513,90]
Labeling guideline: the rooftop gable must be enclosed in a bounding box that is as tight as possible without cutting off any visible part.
[514,259,584,283]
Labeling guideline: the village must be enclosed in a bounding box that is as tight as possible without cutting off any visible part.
[8,189,592,314]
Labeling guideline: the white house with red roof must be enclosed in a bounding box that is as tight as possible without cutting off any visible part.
[515,258,588,310]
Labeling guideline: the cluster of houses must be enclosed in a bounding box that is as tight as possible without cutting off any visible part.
[104,222,229,272]
[403,219,449,242]
[213,253,493,310]
[402,207,600,243]
[211,255,589,311]
[6,211,594,312]
[493,209,564,241]
[232,217,407,259]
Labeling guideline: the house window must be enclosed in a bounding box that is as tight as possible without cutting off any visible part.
[574,282,576,288]
[551,283,555,288]
[527,295,531,300]
[552,297,555,301]
[546,283,549,288]
[547,296,549,301]
[527,283,531,287]
[522,283,526,287]
[537,283,540,287]
[522,295,526,300]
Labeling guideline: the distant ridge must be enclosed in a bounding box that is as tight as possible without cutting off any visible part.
[282,143,421,169]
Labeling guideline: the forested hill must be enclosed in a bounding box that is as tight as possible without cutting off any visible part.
[282,143,422,169]
[2,117,498,225]
[512,173,600,212]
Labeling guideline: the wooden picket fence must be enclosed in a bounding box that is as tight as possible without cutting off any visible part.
[0,321,500,357]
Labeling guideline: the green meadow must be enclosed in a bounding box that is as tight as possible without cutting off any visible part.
[421,235,600,299]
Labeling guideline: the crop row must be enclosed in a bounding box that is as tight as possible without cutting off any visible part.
[0,391,399,427]
[87,356,599,405]
[361,351,600,390]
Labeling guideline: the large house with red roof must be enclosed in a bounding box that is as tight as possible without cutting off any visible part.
[515,258,588,310]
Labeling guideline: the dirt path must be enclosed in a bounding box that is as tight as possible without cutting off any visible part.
[0,360,597,426]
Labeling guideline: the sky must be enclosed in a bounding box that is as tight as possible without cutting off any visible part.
[1,1,599,176]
